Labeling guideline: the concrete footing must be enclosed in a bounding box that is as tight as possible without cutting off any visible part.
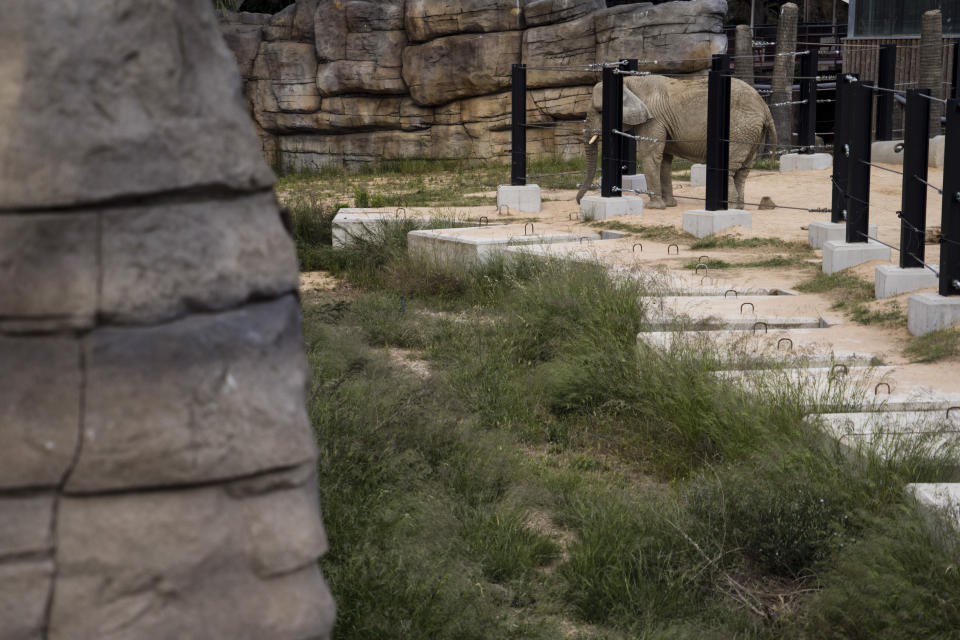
[408,226,599,267]
[622,174,647,194]
[681,209,751,239]
[875,264,940,299]
[871,135,945,168]
[821,240,891,274]
[496,184,541,213]
[907,484,960,529]
[780,153,832,172]
[690,163,706,187]
[333,208,420,247]
[907,292,960,336]
[579,195,643,221]
[808,221,878,249]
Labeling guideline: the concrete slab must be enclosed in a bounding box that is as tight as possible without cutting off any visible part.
[690,163,706,187]
[808,221,878,249]
[872,135,945,168]
[812,410,959,458]
[779,153,832,172]
[497,184,541,213]
[822,240,891,274]
[333,208,424,247]
[907,293,960,336]
[579,195,643,221]
[407,225,598,267]
[622,174,647,194]
[875,264,940,299]
[681,209,751,239]
[645,315,831,331]
[906,483,960,529]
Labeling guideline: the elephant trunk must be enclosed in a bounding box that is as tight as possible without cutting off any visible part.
[576,136,598,204]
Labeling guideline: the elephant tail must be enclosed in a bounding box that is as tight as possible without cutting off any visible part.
[762,104,777,149]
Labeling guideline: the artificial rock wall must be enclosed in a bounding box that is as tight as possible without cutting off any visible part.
[0,2,334,638]
[219,0,728,170]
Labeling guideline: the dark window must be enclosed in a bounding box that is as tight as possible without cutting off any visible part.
[854,0,959,36]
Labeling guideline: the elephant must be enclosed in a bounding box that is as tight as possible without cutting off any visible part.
[575,74,776,210]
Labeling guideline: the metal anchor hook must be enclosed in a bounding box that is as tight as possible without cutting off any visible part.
[498,204,510,215]
[478,216,489,227]
[777,337,793,351]
[395,207,407,218]
[633,243,643,253]
[752,321,768,334]
[524,222,535,236]
[947,406,960,421]
[724,289,738,298]
[740,302,755,315]
[694,263,709,275]
[830,363,849,377]
[698,255,709,263]
[667,244,679,255]
[874,382,891,395]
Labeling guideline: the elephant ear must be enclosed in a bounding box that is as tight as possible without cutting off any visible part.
[622,87,652,126]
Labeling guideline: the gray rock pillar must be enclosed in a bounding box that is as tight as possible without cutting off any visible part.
[734,24,755,87]
[0,2,334,638]
[920,9,944,135]
[771,2,799,151]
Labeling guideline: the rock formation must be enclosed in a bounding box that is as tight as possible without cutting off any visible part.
[219,0,728,170]
[0,1,334,638]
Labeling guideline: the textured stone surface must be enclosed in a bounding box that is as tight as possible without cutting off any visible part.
[263,2,296,41]
[0,560,54,640]
[273,96,433,133]
[403,31,522,105]
[522,14,597,88]
[0,214,98,332]
[261,41,321,112]
[221,22,264,79]
[67,296,315,493]
[595,0,727,73]
[0,494,55,558]
[0,337,81,489]
[99,191,298,324]
[405,0,525,42]
[0,0,274,210]
[525,0,604,26]
[51,469,334,640]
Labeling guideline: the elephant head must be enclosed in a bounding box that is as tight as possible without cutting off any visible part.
[575,82,652,204]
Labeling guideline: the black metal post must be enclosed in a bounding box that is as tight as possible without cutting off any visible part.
[705,54,731,211]
[899,88,931,269]
[511,64,526,186]
[622,59,638,175]
[600,64,623,198]
[831,74,857,223]
[846,81,874,244]
[798,49,818,152]
[952,42,960,100]
[875,44,896,141]
[940,99,960,296]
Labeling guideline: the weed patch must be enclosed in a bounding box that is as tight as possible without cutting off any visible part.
[798,270,906,326]
[905,327,960,363]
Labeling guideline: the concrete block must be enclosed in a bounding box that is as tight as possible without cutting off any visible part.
[681,209,751,239]
[821,240,891,274]
[579,195,643,221]
[871,135,944,168]
[908,292,960,336]
[332,208,423,247]
[689,163,706,187]
[808,221,878,249]
[907,483,960,529]
[779,153,832,172]
[875,264,939,299]
[622,174,647,194]
[497,184,541,213]
[408,226,598,266]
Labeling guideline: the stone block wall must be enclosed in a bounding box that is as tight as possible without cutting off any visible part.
[0,1,334,637]
[219,0,728,170]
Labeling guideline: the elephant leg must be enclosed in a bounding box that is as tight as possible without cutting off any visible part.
[727,173,739,210]
[660,153,677,207]
[641,145,666,209]
[733,168,749,209]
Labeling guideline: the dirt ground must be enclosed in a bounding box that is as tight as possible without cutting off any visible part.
[311,162,960,396]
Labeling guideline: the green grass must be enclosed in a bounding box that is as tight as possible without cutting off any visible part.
[589,221,694,243]
[690,236,811,252]
[905,327,960,363]
[683,255,811,270]
[797,271,907,326]
[298,213,960,639]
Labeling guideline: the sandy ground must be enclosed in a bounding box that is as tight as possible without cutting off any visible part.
[311,162,959,396]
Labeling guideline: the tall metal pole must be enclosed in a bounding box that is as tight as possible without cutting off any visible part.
[798,48,818,152]
[846,81,873,244]
[622,59,638,176]
[875,44,896,141]
[939,99,960,296]
[952,42,960,100]
[899,89,931,269]
[600,64,623,198]
[705,54,731,211]
[510,64,526,186]
[831,74,857,224]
